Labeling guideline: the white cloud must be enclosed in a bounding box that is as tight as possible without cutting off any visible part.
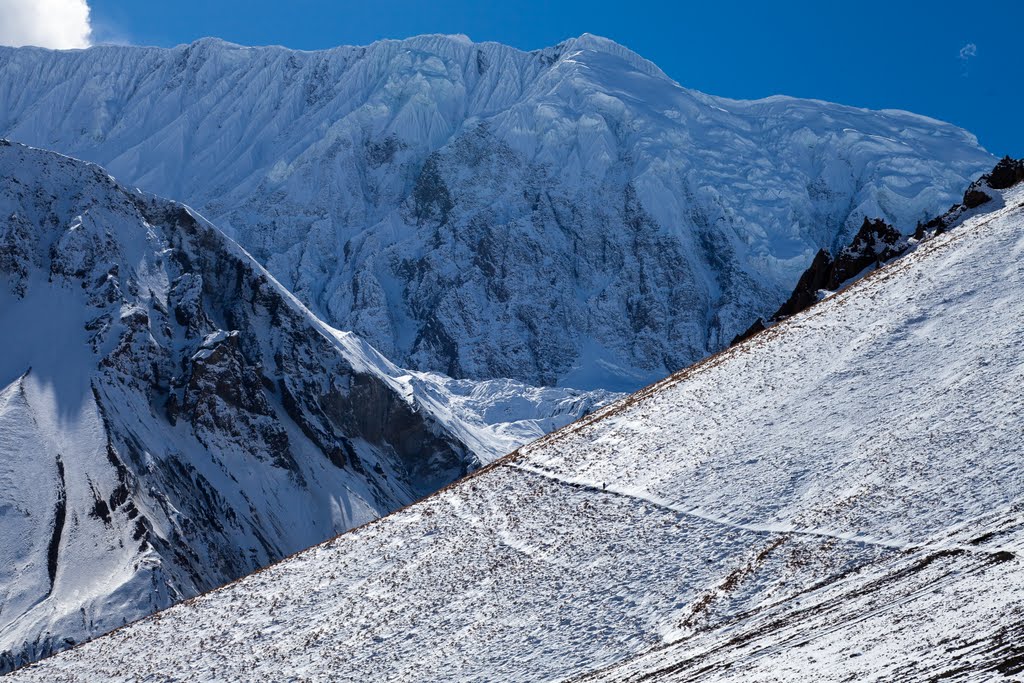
[0,0,93,49]
[958,42,977,78]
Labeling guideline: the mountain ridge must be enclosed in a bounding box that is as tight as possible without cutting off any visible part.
[0,33,995,389]
[0,140,611,672]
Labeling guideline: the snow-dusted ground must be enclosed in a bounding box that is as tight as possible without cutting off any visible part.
[0,142,611,672]
[0,34,995,389]
[11,180,1022,681]
[577,509,1024,682]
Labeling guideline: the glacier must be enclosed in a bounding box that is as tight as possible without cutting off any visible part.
[0,33,996,390]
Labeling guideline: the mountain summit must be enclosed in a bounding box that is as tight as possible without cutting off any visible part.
[0,34,995,389]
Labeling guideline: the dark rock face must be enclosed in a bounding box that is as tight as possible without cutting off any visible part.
[773,249,837,321]
[169,273,209,336]
[45,457,66,594]
[365,135,405,168]
[919,157,1024,237]
[963,188,993,209]
[986,156,1024,190]
[412,154,454,225]
[143,200,479,504]
[958,156,1024,210]
[181,332,297,474]
[829,217,904,286]
[0,212,34,297]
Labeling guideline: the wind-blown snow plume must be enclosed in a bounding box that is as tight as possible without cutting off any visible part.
[0,0,92,49]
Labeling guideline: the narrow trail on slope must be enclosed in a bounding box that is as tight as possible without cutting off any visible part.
[507,463,1024,557]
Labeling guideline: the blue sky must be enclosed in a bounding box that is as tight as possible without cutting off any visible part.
[89,0,1020,156]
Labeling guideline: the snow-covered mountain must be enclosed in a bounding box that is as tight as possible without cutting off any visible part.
[0,34,996,390]
[0,141,610,672]
[12,163,1023,682]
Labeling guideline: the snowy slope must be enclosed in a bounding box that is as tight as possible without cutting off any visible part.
[12,174,1023,681]
[0,141,609,672]
[0,34,996,389]
[576,511,1024,682]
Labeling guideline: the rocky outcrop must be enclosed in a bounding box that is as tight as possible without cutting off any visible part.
[770,249,838,322]
[918,156,1024,236]
[734,157,1024,345]
[180,331,297,473]
[963,156,1024,208]
[830,218,904,284]
[986,156,1024,190]
[0,212,33,297]
[764,217,905,328]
